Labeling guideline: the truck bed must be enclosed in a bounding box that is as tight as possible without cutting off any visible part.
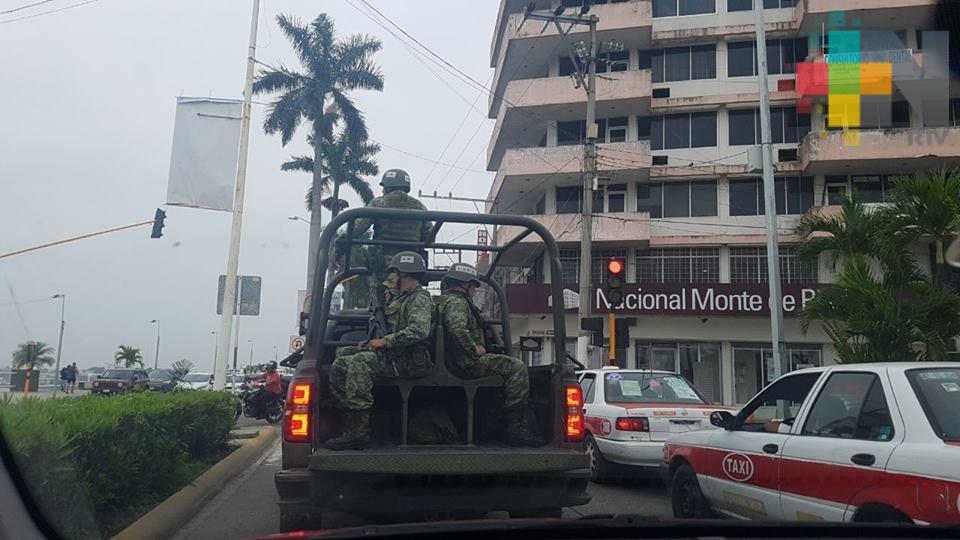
[309,445,588,475]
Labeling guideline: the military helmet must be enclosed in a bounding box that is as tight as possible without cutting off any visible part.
[387,251,426,275]
[380,169,412,192]
[444,263,481,286]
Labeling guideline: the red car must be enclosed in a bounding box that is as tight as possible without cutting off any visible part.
[91,368,150,395]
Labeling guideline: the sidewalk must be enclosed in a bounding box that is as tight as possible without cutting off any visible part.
[2,389,84,402]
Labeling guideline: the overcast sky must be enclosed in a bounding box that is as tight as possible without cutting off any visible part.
[0,0,499,372]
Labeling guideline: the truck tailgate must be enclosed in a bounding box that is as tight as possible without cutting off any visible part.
[309,446,587,475]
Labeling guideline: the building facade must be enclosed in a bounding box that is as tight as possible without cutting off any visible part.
[485,0,960,405]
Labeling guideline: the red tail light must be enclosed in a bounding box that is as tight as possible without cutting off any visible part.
[283,380,313,443]
[565,385,584,442]
[615,417,649,432]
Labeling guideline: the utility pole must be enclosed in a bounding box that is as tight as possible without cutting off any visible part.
[577,17,599,368]
[150,319,161,370]
[52,294,65,394]
[215,0,260,391]
[752,3,786,382]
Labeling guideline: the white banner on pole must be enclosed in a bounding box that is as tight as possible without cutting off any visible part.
[166,97,242,212]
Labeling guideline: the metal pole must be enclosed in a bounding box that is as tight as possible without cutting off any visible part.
[0,221,154,260]
[53,294,65,394]
[577,17,599,368]
[233,278,241,374]
[752,4,786,382]
[215,0,260,391]
[249,340,254,367]
[154,320,161,370]
[607,312,615,365]
[211,331,218,371]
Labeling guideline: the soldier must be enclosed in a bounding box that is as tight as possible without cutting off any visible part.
[325,251,435,450]
[436,263,541,447]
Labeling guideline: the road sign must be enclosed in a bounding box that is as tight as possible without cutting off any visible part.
[217,275,262,315]
[289,335,305,353]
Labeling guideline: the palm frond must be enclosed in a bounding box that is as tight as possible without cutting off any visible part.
[263,88,307,145]
[309,13,337,60]
[329,90,368,142]
[281,155,314,173]
[275,14,317,69]
[252,67,304,95]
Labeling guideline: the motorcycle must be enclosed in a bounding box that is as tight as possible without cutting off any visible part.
[235,380,284,424]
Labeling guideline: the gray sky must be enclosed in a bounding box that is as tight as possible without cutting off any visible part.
[0,0,498,372]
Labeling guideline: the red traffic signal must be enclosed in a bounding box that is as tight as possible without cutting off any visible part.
[606,258,625,304]
[608,258,624,275]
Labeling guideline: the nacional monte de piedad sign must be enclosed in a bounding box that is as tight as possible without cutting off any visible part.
[506,283,820,317]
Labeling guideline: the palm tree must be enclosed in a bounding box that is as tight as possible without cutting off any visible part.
[114,346,143,368]
[169,358,194,383]
[794,192,883,270]
[281,132,378,216]
[12,341,55,369]
[254,13,384,291]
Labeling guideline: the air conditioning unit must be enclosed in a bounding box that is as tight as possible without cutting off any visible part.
[778,148,798,162]
[652,88,670,98]
[652,155,669,166]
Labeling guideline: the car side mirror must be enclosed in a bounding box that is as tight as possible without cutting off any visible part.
[710,410,735,430]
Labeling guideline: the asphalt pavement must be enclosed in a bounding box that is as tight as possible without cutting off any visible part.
[174,425,673,540]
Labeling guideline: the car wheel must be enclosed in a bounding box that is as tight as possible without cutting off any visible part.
[266,401,283,424]
[585,435,610,483]
[670,463,712,519]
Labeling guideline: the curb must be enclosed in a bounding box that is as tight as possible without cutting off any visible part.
[112,425,278,540]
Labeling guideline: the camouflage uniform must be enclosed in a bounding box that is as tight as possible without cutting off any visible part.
[329,284,435,410]
[436,290,529,409]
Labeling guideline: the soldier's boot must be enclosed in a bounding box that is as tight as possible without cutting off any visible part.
[323,409,371,450]
[505,407,543,447]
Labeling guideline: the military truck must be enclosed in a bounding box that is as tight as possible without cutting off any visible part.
[274,208,590,531]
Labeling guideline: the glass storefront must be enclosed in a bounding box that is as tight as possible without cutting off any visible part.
[635,341,722,404]
[732,343,822,404]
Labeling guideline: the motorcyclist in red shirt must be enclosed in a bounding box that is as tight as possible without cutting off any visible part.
[249,361,282,414]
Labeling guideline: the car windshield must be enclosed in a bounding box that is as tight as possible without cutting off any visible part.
[603,372,705,404]
[183,374,211,383]
[149,369,172,380]
[101,370,133,379]
[907,368,960,441]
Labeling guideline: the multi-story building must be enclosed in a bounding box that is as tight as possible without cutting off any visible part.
[485,0,960,405]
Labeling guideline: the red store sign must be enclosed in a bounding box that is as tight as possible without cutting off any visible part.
[506,283,820,317]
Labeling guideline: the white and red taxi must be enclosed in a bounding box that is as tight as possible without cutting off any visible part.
[664,362,960,525]
[577,367,735,482]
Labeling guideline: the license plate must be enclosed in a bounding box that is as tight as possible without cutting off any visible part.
[102,389,111,393]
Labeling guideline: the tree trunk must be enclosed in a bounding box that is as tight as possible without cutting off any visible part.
[306,123,325,298]
[935,238,945,285]
[327,180,342,279]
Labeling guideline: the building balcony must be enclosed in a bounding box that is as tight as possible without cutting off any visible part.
[798,0,936,33]
[651,4,799,45]
[799,127,960,175]
[495,211,651,248]
[490,1,652,117]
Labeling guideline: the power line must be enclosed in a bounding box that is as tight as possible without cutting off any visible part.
[0,0,100,25]
[372,139,491,174]
[422,73,493,192]
[0,0,56,16]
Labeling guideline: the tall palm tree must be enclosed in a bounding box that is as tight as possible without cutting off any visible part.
[254,13,384,292]
[12,341,55,369]
[794,192,883,269]
[280,132,378,215]
[114,346,143,368]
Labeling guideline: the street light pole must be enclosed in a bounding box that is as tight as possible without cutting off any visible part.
[150,319,161,370]
[248,339,254,368]
[273,345,278,362]
[211,331,218,371]
[52,294,65,394]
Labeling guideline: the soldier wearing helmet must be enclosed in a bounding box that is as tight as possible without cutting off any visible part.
[325,251,436,450]
[436,263,541,447]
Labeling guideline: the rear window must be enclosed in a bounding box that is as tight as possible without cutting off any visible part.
[183,374,212,383]
[101,370,133,379]
[906,368,960,441]
[603,372,705,404]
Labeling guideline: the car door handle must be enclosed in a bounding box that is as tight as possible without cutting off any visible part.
[762,443,779,454]
[851,453,876,467]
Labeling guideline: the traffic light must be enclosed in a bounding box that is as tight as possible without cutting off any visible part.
[606,257,625,305]
[150,208,166,239]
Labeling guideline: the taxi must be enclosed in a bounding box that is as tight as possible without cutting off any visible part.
[664,362,960,525]
[578,367,735,482]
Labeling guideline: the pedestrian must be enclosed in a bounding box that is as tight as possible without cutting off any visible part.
[59,366,69,393]
[436,263,541,446]
[324,251,435,450]
[67,363,78,394]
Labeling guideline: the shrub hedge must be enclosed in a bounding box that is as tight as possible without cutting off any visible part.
[0,390,236,538]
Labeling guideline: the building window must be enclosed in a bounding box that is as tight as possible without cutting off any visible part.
[635,342,722,403]
[557,117,630,146]
[559,50,630,76]
[637,247,721,283]
[594,183,627,213]
[727,38,808,76]
[728,176,814,216]
[857,100,911,129]
[824,174,902,204]
[730,246,819,284]
[592,249,628,284]
[733,343,822,405]
[728,107,811,145]
[728,0,796,11]
[637,180,718,218]
[555,185,582,214]
[559,249,580,284]
[825,175,847,205]
[650,44,717,83]
[534,195,546,215]
[651,112,717,150]
[951,98,960,127]
[653,0,716,17]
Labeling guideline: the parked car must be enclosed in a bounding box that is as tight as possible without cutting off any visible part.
[147,369,176,392]
[578,367,734,482]
[177,372,213,391]
[77,366,107,390]
[90,368,150,395]
[664,362,960,525]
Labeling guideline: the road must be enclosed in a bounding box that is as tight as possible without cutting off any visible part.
[174,430,673,540]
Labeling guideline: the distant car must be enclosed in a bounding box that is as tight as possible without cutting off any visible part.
[91,369,150,395]
[147,369,176,392]
[577,367,734,482]
[225,374,247,391]
[77,367,107,390]
[177,372,213,391]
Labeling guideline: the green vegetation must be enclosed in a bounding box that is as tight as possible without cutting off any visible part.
[113,345,144,367]
[11,341,55,369]
[0,391,236,537]
[797,168,960,363]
